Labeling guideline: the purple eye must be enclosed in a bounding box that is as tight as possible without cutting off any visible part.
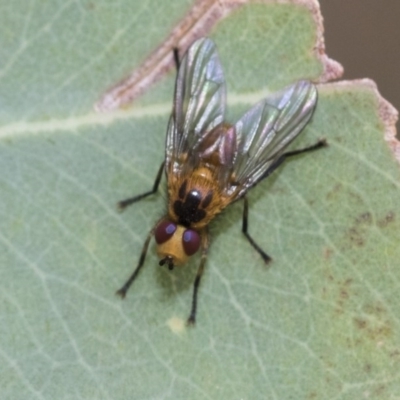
[155,221,177,244]
[182,229,200,256]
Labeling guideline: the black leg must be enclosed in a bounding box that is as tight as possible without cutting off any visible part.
[242,139,327,263]
[260,139,327,181]
[116,224,157,298]
[242,196,272,264]
[173,47,180,70]
[187,230,209,325]
[118,162,165,211]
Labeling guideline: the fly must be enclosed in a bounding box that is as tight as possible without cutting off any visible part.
[116,38,326,325]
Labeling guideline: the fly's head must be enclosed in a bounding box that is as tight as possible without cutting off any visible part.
[154,219,201,270]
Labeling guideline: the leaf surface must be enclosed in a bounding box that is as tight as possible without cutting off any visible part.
[1,1,399,399]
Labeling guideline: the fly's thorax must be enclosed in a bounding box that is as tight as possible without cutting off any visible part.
[168,166,223,229]
[154,220,202,267]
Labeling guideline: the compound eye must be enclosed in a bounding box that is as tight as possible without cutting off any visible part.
[155,221,177,244]
[182,229,201,256]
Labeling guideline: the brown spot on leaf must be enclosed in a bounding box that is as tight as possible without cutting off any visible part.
[321,270,354,315]
[364,363,372,373]
[335,278,353,314]
[355,212,373,224]
[342,211,374,250]
[347,227,364,247]
[354,318,367,330]
[377,211,395,228]
[353,303,392,343]
[323,247,333,260]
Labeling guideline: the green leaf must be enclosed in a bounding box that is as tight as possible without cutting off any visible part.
[1,1,399,399]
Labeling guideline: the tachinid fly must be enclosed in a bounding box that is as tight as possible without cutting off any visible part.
[116,38,326,324]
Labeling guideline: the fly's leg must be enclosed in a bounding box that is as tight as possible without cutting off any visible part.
[116,225,156,298]
[118,162,165,210]
[117,45,178,212]
[260,139,327,181]
[242,139,327,262]
[173,47,180,70]
[187,230,209,325]
[242,196,272,263]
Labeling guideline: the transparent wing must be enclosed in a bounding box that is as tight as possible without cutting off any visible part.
[229,80,318,198]
[165,38,226,175]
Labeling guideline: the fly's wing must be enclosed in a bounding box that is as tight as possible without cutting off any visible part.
[228,80,318,199]
[165,38,226,175]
